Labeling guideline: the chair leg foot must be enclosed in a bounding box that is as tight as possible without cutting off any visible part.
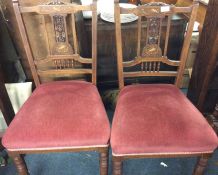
[113,159,122,175]
[193,155,210,175]
[11,154,28,175]
[100,149,108,175]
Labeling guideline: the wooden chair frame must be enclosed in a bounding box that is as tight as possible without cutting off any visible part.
[13,0,98,87]
[115,0,199,89]
[7,0,109,175]
[113,0,214,174]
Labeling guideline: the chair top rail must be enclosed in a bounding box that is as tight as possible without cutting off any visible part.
[119,5,194,16]
[19,3,94,14]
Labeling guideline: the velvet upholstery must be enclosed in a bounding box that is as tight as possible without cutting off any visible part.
[111,84,218,155]
[3,81,110,150]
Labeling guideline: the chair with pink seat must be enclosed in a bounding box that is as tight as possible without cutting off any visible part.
[111,0,218,175]
[2,0,110,175]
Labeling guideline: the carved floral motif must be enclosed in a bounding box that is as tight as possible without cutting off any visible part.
[141,17,162,57]
[45,0,74,56]
[141,2,167,57]
[53,15,66,42]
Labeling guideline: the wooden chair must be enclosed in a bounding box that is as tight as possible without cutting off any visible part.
[2,0,110,175]
[111,1,218,175]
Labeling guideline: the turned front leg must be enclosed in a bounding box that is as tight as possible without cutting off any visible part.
[10,153,28,175]
[99,148,108,175]
[193,155,210,175]
[113,158,122,175]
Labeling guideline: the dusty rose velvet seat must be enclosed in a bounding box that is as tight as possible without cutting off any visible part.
[3,81,110,150]
[111,84,218,156]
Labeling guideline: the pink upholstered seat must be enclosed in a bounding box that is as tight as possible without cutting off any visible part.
[3,81,110,150]
[111,84,218,155]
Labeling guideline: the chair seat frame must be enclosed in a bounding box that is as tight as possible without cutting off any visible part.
[9,146,109,175]
[112,152,212,175]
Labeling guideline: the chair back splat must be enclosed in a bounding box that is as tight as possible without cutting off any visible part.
[13,0,97,86]
[114,0,199,89]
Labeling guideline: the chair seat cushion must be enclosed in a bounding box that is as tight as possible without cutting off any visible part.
[111,84,218,155]
[3,81,110,150]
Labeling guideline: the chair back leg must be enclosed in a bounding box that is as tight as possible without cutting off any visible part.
[9,153,28,175]
[193,154,210,175]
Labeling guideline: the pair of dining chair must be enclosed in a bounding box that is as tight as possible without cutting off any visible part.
[2,0,218,175]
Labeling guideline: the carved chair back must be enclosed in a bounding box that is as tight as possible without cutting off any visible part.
[13,0,97,87]
[115,0,199,89]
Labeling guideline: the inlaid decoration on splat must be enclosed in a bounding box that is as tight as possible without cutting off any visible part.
[139,2,170,72]
[52,42,73,54]
[141,3,167,57]
[141,17,163,57]
[51,16,73,55]
[142,44,162,57]
[147,17,161,44]
[48,0,74,55]
[53,15,66,42]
